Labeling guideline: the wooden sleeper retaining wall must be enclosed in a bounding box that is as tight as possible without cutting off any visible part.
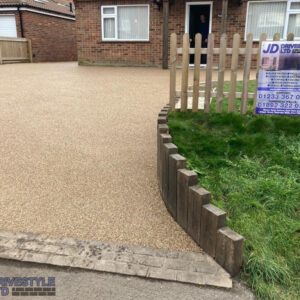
[157,105,244,277]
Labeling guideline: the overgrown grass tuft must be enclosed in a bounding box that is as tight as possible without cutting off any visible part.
[168,91,300,299]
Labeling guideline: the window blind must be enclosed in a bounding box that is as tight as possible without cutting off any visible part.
[288,14,300,37]
[247,2,287,39]
[117,6,149,40]
[104,18,115,39]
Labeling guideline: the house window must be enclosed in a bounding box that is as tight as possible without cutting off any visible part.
[246,1,300,40]
[101,5,149,41]
[262,57,269,65]
[0,15,17,38]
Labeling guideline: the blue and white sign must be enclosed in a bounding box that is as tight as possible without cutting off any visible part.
[256,41,300,115]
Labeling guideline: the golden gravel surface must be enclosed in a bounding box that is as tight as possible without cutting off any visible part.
[0,63,252,252]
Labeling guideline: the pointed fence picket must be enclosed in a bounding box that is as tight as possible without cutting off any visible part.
[216,33,227,113]
[228,33,240,113]
[169,32,295,114]
[181,33,190,112]
[192,34,201,112]
[169,33,177,111]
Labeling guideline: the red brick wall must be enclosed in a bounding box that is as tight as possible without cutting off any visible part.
[0,10,77,62]
[22,11,77,62]
[75,0,257,67]
[76,0,163,66]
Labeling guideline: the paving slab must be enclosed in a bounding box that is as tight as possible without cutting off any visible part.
[0,230,232,289]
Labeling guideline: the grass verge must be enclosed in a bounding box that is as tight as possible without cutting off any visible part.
[168,83,300,299]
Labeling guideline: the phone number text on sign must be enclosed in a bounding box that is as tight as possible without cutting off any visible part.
[256,90,300,115]
[256,92,300,115]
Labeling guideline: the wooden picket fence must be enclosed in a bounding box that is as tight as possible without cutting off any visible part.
[169,32,295,114]
[0,37,33,64]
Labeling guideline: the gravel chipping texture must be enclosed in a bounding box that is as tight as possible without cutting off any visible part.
[0,63,252,252]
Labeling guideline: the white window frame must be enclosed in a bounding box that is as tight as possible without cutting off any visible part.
[245,0,300,41]
[0,14,17,38]
[101,4,150,42]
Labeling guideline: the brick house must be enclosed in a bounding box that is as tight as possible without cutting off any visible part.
[74,0,300,68]
[0,0,77,62]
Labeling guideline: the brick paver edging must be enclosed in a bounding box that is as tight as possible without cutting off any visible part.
[157,105,244,277]
[0,230,232,288]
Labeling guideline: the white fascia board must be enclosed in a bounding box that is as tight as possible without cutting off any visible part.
[19,7,75,21]
[0,7,18,11]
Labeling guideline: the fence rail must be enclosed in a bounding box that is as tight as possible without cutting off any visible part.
[170,32,295,114]
[0,37,33,64]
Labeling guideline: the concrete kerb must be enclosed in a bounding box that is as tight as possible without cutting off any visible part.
[0,230,233,288]
[157,106,244,277]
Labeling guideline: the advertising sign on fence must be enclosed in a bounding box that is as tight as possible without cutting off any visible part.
[256,41,300,115]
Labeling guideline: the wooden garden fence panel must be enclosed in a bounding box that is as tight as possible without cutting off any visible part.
[170,32,295,115]
[0,37,33,64]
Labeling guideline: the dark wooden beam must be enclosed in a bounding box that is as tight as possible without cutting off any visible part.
[221,0,228,35]
[162,0,169,69]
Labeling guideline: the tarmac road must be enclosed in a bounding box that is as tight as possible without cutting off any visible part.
[0,259,255,300]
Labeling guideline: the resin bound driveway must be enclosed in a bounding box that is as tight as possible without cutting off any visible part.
[0,62,251,253]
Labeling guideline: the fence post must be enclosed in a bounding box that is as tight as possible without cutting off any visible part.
[253,33,267,114]
[228,33,240,113]
[216,33,227,113]
[181,33,190,112]
[192,33,202,112]
[204,33,214,113]
[27,39,33,63]
[241,33,253,114]
[170,33,177,111]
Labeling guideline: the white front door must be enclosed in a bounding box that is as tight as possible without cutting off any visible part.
[0,15,17,38]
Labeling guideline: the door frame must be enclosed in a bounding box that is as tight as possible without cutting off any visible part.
[185,1,213,35]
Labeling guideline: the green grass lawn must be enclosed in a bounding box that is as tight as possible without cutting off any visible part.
[168,82,300,300]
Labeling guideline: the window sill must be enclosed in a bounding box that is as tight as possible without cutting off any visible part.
[101,40,150,43]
